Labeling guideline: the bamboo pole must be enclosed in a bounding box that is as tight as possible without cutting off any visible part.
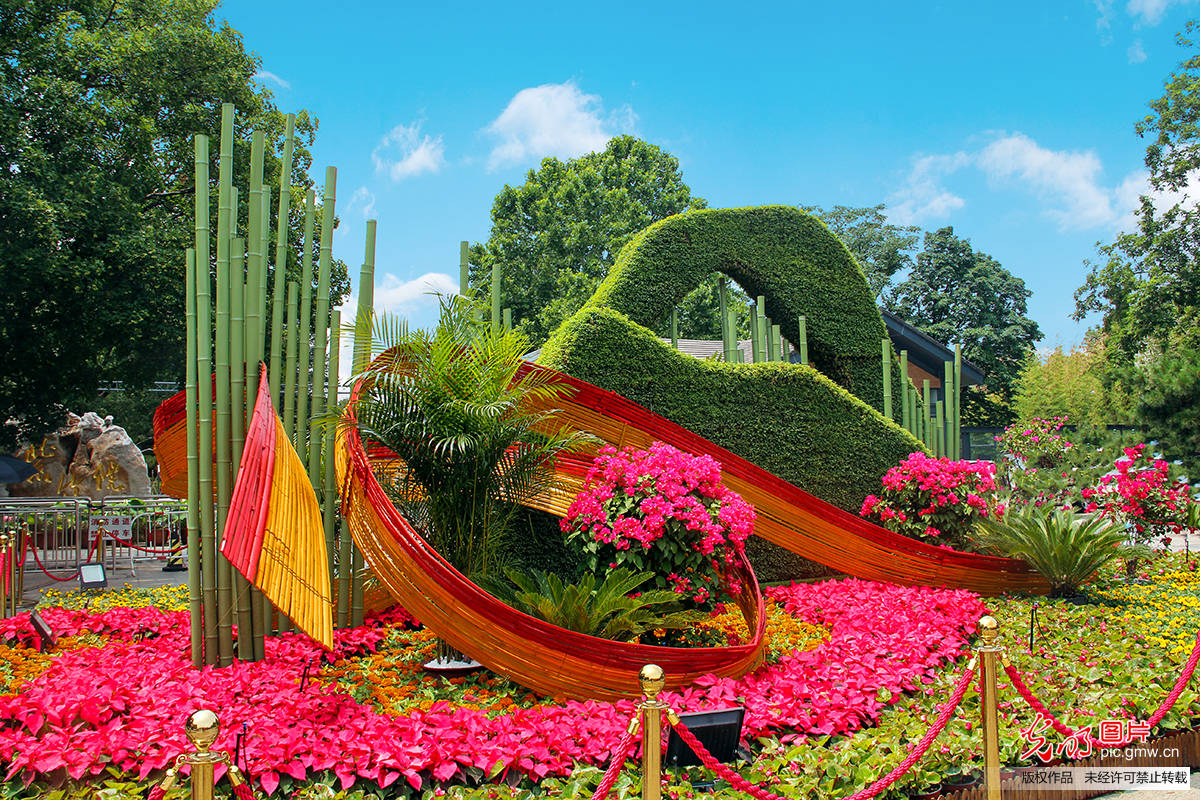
[953,346,963,460]
[269,114,295,404]
[670,309,678,349]
[350,543,365,628]
[922,379,931,449]
[797,315,809,365]
[337,520,351,629]
[184,247,202,668]
[194,133,217,666]
[459,241,469,295]
[322,309,341,586]
[230,232,245,466]
[346,220,376,625]
[944,360,955,460]
[490,257,500,333]
[245,131,264,412]
[770,323,781,362]
[214,103,235,667]
[294,190,316,451]
[749,303,760,363]
[900,350,911,432]
[718,277,731,361]
[756,296,767,363]
[283,282,300,437]
[503,308,511,330]
[308,168,336,486]
[727,308,739,362]
[936,399,946,458]
[257,189,270,359]
[882,338,893,421]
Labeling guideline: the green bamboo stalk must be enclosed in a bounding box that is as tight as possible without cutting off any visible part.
[953,345,963,460]
[756,296,767,362]
[943,360,954,460]
[269,114,295,404]
[257,189,270,359]
[194,133,217,666]
[727,308,739,362]
[354,220,377,373]
[718,277,730,361]
[459,240,469,295]
[350,544,365,628]
[283,282,300,437]
[502,308,512,330]
[670,309,678,349]
[214,102,235,667]
[882,338,893,420]
[184,247,202,668]
[245,131,265,411]
[322,309,341,585]
[230,234,245,467]
[490,257,500,333]
[749,303,760,363]
[900,350,911,432]
[922,378,932,449]
[294,190,316,453]
[337,520,351,628]
[770,323,781,362]
[797,315,809,365]
[931,398,940,455]
[308,167,336,486]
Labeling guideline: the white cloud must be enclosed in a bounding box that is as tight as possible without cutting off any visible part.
[254,70,291,90]
[888,132,1182,233]
[372,121,446,181]
[1125,0,1190,25]
[1127,39,1148,62]
[347,186,376,219]
[978,133,1117,229]
[1095,0,1115,43]
[485,81,636,170]
[887,152,971,224]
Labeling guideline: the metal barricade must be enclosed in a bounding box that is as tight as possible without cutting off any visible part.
[86,496,188,571]
[0,497,87,575]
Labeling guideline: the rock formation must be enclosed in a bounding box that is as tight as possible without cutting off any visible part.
[7,412,152,499]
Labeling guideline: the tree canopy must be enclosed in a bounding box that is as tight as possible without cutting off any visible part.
[469,136,727,346]
[889,226,1042,425]
[1013,337,1132,427]
[0,0,347,448]
[799,204,921,300]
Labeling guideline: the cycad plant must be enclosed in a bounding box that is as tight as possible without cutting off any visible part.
[481,567,707,641]
[347,293,594,580]
[979,505,1150,597]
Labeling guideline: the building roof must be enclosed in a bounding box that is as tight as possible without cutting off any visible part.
[880,310,985,386]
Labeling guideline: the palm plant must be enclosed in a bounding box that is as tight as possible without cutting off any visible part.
[978,505,1150,597]
[480,567,707,641]
[346,293,594,580]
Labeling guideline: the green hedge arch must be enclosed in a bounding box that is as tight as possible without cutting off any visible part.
[580,205,893,408]
[538,205,924,518]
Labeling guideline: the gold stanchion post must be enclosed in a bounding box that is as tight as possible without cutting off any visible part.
[0,533,10,618]
[182,710,224,800]
[976,615,1004,800]
[639,664,667,800]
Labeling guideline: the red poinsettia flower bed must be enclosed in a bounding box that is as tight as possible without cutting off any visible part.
[0,580,984,794]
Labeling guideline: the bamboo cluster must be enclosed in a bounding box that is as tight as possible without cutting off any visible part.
[184,104,370,667]
[894,342,962,459]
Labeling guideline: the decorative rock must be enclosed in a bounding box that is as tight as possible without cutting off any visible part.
[8,411,151,498]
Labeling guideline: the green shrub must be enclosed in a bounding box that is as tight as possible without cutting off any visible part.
[979,506,1148,597]
[480,567,705,641]
[539,306,922,514]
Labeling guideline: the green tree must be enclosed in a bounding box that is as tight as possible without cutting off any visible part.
[0,0,347,449]
[799,204,921,299]
[471,136,736,346]
[1075,22,1200,363]
[1134,329,1200,468]
[889,226,1042,425]
[348,295,594,579]
[1013,336,1132,426]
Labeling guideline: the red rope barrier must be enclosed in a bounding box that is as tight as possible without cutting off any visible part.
[590,715,642,800]
[1004,628,1200,748]
[23,533,102,582]
[669,664,977,800]
[145,786,165,800]
[232,781,255,800]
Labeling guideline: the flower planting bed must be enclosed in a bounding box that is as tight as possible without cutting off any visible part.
[0,558,1196,800]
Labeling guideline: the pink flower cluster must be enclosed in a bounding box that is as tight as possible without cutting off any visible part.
[561,442,754,608]
[996,416,1073,469]
[860,452,1003,549]
[1081,444,1193,544]
[0,581,984,794]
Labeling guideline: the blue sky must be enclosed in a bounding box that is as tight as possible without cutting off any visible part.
[222,0,1199,351]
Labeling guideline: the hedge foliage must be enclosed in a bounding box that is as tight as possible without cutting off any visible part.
[539,306,923,515]
[580,205,897,410]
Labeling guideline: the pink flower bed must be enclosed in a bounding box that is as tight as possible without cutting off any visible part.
[0,580,984,794]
